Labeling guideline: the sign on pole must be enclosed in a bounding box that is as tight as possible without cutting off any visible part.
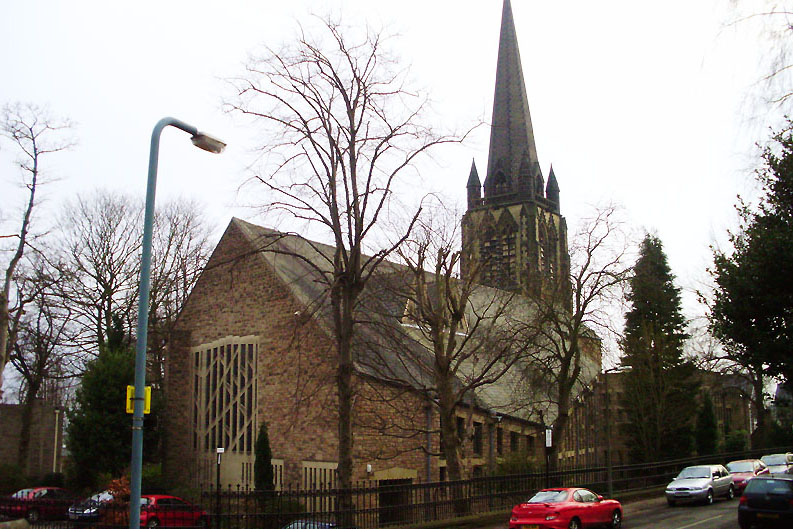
[126,385,152,414]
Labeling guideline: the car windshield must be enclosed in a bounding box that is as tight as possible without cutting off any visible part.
[677,467,710,479]
[763,455,787,466]
[527,490,569,503]
[728,462,754,473]
[89,492,113,503]
[11,489,32,499]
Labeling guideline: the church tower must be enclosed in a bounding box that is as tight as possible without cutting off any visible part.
[461,0,569,293]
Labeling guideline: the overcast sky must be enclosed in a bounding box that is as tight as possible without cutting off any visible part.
[0,0,785,329]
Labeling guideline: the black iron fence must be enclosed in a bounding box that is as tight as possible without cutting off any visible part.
[0,446,787,529]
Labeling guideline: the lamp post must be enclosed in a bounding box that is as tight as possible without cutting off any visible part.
[602,366,622,499]
[129,118,225,529]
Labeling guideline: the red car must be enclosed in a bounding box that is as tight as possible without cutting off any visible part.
[0,487,78,521]
[139,495,208,528]
[727,459,770,493]
[509,488,622,529]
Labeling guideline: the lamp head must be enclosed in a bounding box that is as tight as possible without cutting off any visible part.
[191,132,226,154]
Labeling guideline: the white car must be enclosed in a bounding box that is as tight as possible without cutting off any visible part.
[665,464,735,506]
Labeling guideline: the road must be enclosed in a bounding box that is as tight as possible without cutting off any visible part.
[478,495,740,529]
[621,496,738,528]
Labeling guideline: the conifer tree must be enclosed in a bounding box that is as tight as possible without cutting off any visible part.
[254,422,274,492]
[696,391,718,456]
[619,234,698,462]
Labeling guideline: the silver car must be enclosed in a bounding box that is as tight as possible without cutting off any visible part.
[665,464,735,506]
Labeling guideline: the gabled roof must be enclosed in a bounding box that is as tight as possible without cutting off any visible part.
[227,217,598,425]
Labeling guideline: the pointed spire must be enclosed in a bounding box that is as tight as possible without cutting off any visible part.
[546,164,560,210]
[467,159,481,188]
[485,0,539,190]
[467,159,482,209]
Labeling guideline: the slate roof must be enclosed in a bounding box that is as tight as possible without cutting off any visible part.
[229,218,600,425]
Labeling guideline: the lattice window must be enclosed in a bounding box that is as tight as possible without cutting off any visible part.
[192,337,259,455]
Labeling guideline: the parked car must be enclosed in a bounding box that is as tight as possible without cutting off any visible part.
[738,475,793,528]
[0,487,79,522]
[281,521,338,529]
[728,459,770,493]
[665,464,735,506]
[761,453,793,474]
[68,490,114,525]
[508,487,622,529]
[139,495,208,528]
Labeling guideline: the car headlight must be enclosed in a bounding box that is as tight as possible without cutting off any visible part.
[545,513,559,520]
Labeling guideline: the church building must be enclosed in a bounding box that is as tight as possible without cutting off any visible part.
[162,0,598,491]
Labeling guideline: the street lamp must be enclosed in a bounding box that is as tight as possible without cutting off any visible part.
[129,118,225,529]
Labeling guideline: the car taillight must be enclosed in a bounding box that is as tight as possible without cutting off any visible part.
[739,495,747,505]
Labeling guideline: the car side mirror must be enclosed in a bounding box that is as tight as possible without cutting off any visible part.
[597,495,604,502]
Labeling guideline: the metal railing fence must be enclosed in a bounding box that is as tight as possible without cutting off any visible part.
[0,445,787,529]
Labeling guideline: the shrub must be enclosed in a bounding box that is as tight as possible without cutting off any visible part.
[724,430,748,453]
[0,463,30,494]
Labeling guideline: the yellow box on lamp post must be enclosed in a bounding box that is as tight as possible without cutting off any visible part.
[126,385,151,414]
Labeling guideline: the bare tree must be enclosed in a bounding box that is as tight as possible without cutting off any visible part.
[727,2,793,111]
[1,103,73,399]
[359,209,526,486]
[9,257,75,471]
[56,191,213,382]
[517,204,633,466]
[227,16,468,503]
[147,199,214,390]
[57,190,143,354]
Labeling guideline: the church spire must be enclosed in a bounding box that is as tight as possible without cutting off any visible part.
[484,0,539,194]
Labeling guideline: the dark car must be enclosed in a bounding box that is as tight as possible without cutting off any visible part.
[0,487,79,522]
[738,475,793,528]
[68,491,114,525]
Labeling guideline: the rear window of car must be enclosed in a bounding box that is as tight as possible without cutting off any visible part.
[745,479,793,496]
[527,490,569,503]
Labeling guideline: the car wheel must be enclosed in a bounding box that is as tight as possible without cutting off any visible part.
[568,517,581,529]
[197,517,208,529]
[147,518,159,529]
[704,489,713,505]
[26,509,40,523]
[610,509,622,529]
[727,485,735,500]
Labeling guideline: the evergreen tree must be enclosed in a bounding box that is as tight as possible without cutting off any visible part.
[711,123,793,389]
[695,391,718,456]
[66,316,158,488]
[254,422,274,491]
[619,234,699,462]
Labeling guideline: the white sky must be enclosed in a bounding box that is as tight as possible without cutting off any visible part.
[0,0,784,330]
